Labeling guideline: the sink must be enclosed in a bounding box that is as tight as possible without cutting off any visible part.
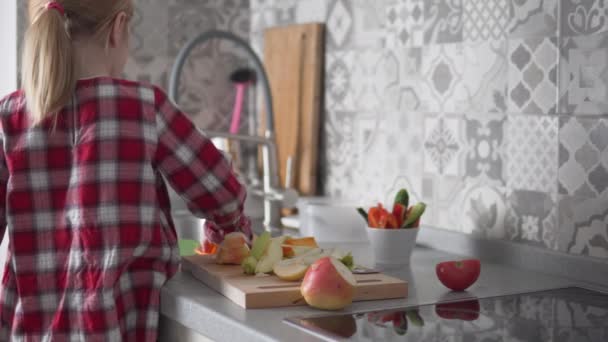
[285,287,608,341]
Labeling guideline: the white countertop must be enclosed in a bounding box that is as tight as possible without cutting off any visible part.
[159,243,603,341]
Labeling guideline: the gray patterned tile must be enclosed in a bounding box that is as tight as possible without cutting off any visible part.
[506,115,559,193]
[124,56,172,89]
[421,174,467,231]
[326,0,354,49]
[326,49,393,112]
[509,0,558,38]
[352,114,388,203]
[460,40,508,113]
[349,0,387,49]
[384,111,425,203]
[462,0,511,41]
[424,114,465,176]
[326,51,357,111]
[558,194,608,259]
[168,0,250,57]
[322,110,358,198]
[460,182,509,239]
[421,43,465,113]
[508,37,559,114]
[295,0,330,23]
[559,33,608,116]
[396,48,426,111]
[421,41,507,114]
[464,113,506,185]
[386,0,425,48]
[506,190,559,250]
[561,0,608,37]
[424,0,464,44]
[130,0,170,64]
[559,116,608,198]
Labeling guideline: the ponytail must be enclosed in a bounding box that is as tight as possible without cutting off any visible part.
[21,5,76,123]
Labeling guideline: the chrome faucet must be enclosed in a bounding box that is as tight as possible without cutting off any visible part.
[168,30,295,233]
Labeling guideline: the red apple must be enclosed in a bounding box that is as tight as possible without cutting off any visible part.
[301,257,357,310]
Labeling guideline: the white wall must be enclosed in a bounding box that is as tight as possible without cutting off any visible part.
[0,0,17,269]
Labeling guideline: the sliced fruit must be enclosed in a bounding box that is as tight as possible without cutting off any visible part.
[202,240,219,255]
[284,236,318,247]
[255,238,283,274]
[242,256,258,275]
[273,258,310,281]
[282,245,315,258]
[221,232,249,249]
[403,202,426,228]
[216,244,250,265]
[339,253,354,270]
[250,231,271,259]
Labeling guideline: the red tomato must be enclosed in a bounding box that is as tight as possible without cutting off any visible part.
[435,299,480,321]
[436,259,481,291]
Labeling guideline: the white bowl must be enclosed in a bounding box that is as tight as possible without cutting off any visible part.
[366,227,419,265]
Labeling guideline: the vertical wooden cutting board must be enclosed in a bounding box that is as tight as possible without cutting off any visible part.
[262,23,324,196]
[182,255,408,309]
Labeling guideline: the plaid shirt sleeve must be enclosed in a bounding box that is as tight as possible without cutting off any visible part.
[152,88,250,239]
[0,132,7,242]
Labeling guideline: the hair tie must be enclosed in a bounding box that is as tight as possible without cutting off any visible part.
[46,2,65,16]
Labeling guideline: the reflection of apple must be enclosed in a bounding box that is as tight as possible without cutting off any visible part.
[301,257,357,310]
[435,299,481,321]
[216,233,250,265]
[301,315,358,338]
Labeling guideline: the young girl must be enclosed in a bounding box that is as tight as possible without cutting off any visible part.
[0,1,251,340]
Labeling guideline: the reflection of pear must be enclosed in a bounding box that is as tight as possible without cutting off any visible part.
[301,315,358,338]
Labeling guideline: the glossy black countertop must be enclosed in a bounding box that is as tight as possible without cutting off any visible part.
[286,287,608,342]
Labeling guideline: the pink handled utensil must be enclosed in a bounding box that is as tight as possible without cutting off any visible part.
[229,68,256,134]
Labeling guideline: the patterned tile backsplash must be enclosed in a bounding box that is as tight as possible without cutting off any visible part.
[252,0,608,261]
[13,1,608,262]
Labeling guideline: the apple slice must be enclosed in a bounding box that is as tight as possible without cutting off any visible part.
[301,257,357,310]
[273,258,310,281]
[255,237,284,274]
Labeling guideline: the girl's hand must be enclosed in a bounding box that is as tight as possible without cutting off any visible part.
[203,215,253,245]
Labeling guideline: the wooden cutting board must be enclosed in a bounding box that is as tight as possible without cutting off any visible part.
[262,23,324,196]
[182,255,408,309]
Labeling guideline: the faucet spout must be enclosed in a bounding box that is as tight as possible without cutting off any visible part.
[169,30,290,233]
[169,30,275,134]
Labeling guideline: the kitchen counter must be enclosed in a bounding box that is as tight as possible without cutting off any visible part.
[158,242,607,341]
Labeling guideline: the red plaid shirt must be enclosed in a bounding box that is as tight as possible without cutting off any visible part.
[0,77,248,341]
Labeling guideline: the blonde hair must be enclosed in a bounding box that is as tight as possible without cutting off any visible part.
[21,0,133,123]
